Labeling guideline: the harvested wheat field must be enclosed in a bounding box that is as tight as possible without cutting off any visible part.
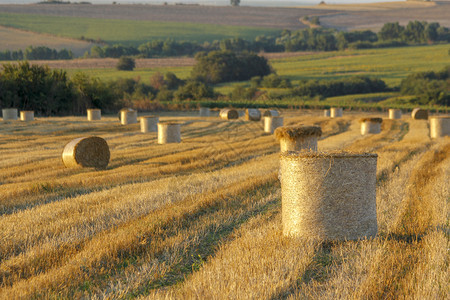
[0,109,448,299]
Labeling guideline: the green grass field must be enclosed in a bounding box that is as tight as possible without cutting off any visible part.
[0,12,280,46]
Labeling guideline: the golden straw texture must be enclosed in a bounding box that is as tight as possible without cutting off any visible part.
[140,116,159,133]
[361,122,381,135]
[245,108,261,121]
[2,108,18,121]
[275,125,322,152]
[388,109,402,119]
[219,108,239,120]
[411,108,428,120]
[62,136,110,169]
[120,108,137,125]
[158,122,181,144]
[264,116,284,134]
[429,116,450,138]
[87,109,101,121]
[280,151,378,241]
[20,111,34,121]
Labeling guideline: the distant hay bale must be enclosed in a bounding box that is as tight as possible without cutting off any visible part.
[274,125,322,152]
[120,108,137,125]
[199,107,210,117]
[429,116,450,138]
[324,109,330,117]
[2,108,18,121]
[330,107,343,118]
[20,111,34,121]
[280,151,378,241]
[359,118,382,135]
[263,109,280,117]
[264,116,284,134]
[220,108,239,120]
[62,136,110,169]
[245,108,261,121]
[388,109,402,120]
[140,116,159,133]
[411,108,428,120]
[158,122,181,144]
[87,108,101,121]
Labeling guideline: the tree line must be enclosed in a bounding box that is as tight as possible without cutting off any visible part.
[1,21,448,61]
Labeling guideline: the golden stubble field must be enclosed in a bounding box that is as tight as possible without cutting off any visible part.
[0,109,448,298]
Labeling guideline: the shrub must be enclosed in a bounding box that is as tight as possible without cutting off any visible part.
[116,56,135,71]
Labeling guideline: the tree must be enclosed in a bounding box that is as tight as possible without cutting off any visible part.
[230,0,240,6]
[116,56,135,71]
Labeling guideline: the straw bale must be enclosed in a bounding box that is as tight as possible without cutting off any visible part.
[263,109,280,117]
[62,136,110,169]
[411,108,428,120]
[264,116,284,134]
[158,122,181,144]
[275,125,322,152]
[220,108,239,120]
[324,109,330,117]
[2,108,18,121]
[199,107,211,117]
[330,107,343,118]
[388,109,402,120]
[120,108,138,125]
[140,116,159,133]
[280,151,378,241]
[245,108,261,121]
[87,108,101,121]
[361,122,381,135]
[20,111,34,121]
[429,116,450,138]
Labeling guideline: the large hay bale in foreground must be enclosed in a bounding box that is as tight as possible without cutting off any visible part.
[245,108,261,121]
[411,108,428,120]
[263,109,280,117]
[199,107,210,117]
[158,122,181,144]
[324,109,330,117]
[2,108,18,121]
[280,151,378,241]
[120,108,138,125]
[360,117,382,135]
[140,116,159,133]
[429,116,450,138]
[388,109,402,120]
[20,111,34,121]
[87,109,101,121]
[275,125,322,152]
[62,136,110,169]
[264,116,284,134]
[330,107,343,118]
[220,108,239,120]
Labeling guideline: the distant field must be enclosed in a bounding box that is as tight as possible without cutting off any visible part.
[0,12,281,47]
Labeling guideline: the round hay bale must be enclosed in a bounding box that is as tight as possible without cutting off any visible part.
[199,107,211,117]
[330,107,343,118]
[245,108,261,121]
[264,116,284,134]
[140,116,159,133]
[263,109,280,117]
[158,122,181,144]
[359,118,382,135]
[120,108,138,125]
[388,109,402,120]
[2,108,18,121]
[220,108,239,120]
[274,125,322,152]
[323,109,330,117]
[62,136,110,169]
[429,116,450,138]
[411,108,428,120]
[280,151,378,241]
[87,108,101,121]
[20,111,34,121]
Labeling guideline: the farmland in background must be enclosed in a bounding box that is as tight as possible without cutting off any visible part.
[0,109,448,298]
